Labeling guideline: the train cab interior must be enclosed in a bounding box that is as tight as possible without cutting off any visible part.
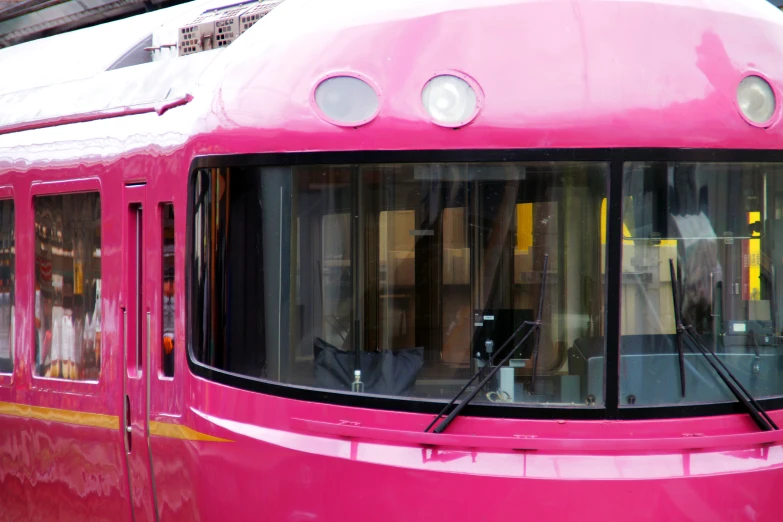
[192,161,606,405]
[578,162,783,407]
[190,160,783,408]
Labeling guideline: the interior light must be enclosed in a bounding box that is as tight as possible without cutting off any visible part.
[737,75,776,125]
[314,76,379,126]
[421,74,478,127]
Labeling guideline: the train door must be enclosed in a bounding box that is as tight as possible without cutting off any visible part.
[122,183,158,522]
[147,198,183,520]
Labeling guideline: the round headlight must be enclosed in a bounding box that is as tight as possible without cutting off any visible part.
[421,74,479,127]
[314,75,379,126]
[737,75,776,125]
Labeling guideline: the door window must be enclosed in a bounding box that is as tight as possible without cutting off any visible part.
[34,193,101,380]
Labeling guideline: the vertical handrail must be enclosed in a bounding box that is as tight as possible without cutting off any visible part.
[146,310,161,521]
[669,259,686,397]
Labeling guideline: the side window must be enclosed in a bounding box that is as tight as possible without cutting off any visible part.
[34,193,101,380]
[0,200,13,374]
[161,204,175,377]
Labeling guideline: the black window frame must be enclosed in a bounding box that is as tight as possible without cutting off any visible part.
[186,149,783,422]
[32,189,103,383]
[0,198,13,376]
[161,202,176,378]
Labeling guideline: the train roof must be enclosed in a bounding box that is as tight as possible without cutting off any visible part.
[0,0,237,133]
[2,0,783,164]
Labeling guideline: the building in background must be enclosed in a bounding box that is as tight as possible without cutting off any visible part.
[0,0,188,47]
[2,0,783,48]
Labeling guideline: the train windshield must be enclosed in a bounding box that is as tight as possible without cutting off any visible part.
[191,161,608,406]
[619,162,783,407]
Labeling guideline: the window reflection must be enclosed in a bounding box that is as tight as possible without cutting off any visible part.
[620,162,783,406]
[34,193,101,380]
[162,204,175,377]
[192,162,607,405]
[321,212,351,349]
[0,200,13,374]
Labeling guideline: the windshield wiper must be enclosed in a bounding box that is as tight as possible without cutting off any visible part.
[669,259,778,431]
[424,255,549,434]
[669,260,687,397]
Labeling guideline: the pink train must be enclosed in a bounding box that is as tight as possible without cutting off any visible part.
[2,0,783,520]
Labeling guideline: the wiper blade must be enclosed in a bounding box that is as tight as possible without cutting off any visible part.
[424,255,549,434]
[682,326,778,431]
[669,260,687,397]
[670,259,778,432]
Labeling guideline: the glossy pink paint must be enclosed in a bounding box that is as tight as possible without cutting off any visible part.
[0,0,783,521]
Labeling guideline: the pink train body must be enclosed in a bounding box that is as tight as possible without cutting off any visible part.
[2,0,783,520]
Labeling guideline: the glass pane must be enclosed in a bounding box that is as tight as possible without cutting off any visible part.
[322,212,351,350]
[162,204,175,377]
[620,162,783,406]
[34,193,101,380]
[0,200,13,374]
[192,162,607,406]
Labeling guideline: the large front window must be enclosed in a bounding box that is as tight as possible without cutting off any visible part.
[619,162,783,407]
[191,161,607,406]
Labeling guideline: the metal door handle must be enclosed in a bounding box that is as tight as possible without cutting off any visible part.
[124,394,132,454]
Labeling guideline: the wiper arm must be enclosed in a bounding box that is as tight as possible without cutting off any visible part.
[682,326,777,431]
[669,260,687,397]
[424,255,549,434]
[669,259,778,431]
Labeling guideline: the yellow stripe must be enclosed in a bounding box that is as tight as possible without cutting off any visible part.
[0,401,230,442]
[149,421,232,442]
[0,400,119,430]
